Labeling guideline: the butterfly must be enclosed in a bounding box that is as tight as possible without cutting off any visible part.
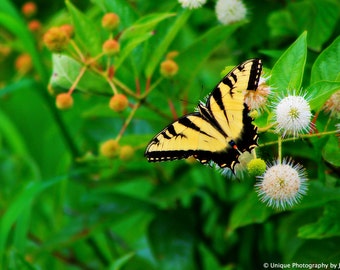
[144,59,262,172]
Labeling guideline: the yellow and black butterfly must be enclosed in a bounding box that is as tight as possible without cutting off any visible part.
[144,59,262,171]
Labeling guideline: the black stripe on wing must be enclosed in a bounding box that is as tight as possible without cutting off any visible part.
[247,59,262,90]
[234,104,258,153]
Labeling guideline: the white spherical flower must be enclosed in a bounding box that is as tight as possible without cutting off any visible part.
[274,95,312,137]
[215,0,247,25]
[255,158,308,210]
[178,0,207,9]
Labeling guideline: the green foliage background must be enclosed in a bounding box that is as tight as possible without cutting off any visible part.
[0,0,340,269]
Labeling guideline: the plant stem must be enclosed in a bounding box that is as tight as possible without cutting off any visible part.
[259,129,339,148]
[68,66,87,95]
[116,101,141,141]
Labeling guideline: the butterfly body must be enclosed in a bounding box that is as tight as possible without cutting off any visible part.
[145,59,262,171]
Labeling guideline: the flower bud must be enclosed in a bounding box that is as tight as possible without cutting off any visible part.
[60,24,74,39]
[160,59,178,78]
[101,13,120,31]
[166,51,179,60]
[102,39,120,55]
[109,94,128,112]
[22,2,37,17]
[247,158,266,177]
[15,53,32,74]
[43,27,70,52]
[56,93,73,110]
[100,139,119,158]
[119,145,134,161]
[28,20,41,33]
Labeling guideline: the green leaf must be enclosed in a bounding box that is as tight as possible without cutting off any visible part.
[311,36,340,83]
[49,54,110,95]
[322,135,340,167]
[0,177,62,261]
[267,10,295,37]
[109,252,135,270]
[290,238,340,262]
[270,32,307,94]
[307,81,340,111]
[298,202,340,239]
[176,22,245,91]
[228,191,273,232]
[288,0,339,51]
[294,181,340,210]
[145,9,191,77]
[148,209,196,270]
[94,0,137,28]
[0,109,30,157]
[66,1,102,56]
[116,13,175,70]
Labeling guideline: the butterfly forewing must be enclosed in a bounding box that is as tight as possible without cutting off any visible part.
[206,59,262,139]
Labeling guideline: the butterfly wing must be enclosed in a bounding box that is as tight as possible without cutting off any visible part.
[145,59,263,171]
[145,113,240,168]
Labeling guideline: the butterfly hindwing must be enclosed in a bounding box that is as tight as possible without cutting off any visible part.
[145,59,263,171]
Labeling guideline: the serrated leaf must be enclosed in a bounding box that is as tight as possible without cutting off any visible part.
[66,1,102,56]
[270,32,307,94]
[311,36,340,83]
[307,81,340,111]
[298,202,340,239]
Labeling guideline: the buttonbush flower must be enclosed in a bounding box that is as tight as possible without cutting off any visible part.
[255,158,308,209]
[323,90,340,118]
[273,94,312,137]
[215,0,247,25]
[245,76,271,110]
[178,0,206,9]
